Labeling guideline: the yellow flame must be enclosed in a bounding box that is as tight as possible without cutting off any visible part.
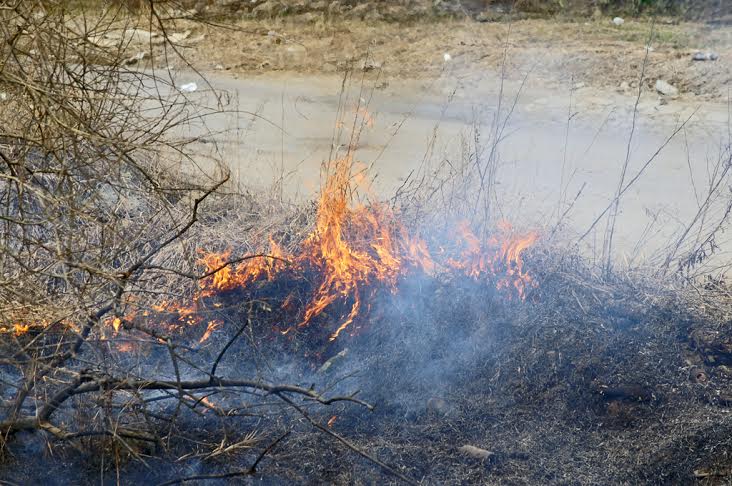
[13,323,29,336]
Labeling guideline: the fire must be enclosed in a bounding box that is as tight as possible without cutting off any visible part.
[447,221,538,299]
[190,155,538,344]
[297,155,410,340]
[1,319,69,336]
[199,319,222,344]
[13,323,30,336]
[101,149,537,352]
[197,237,285,297]
[198,396,218,413]
[3,113,537,357]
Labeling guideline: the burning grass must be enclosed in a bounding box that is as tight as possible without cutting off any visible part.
[99,153,538,359]
[3,150,732,484]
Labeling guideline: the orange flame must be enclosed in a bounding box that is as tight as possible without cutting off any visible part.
[199,319,222,344]
[447,220,539,299]
[101,152,537,352]
[197,237,285,297]
[13,323,29,336]
[188,155,538,344]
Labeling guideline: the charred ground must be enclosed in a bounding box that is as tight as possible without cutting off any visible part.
[2,202,732,484]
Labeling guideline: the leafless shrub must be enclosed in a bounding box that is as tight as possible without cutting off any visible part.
[0,2,395,480]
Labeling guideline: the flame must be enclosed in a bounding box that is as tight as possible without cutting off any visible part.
[197,237,285,297]
[447,220,539,299]
[295,155,425,341]
[7,105,538,356]
[1,319,71,336]
[13,323,29,336]
[199,319,222,344]
[89,147,537,352]
[185,155,537,345]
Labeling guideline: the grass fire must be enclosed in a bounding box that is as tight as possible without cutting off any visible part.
[106,154,538,353]
[2,1,732,485]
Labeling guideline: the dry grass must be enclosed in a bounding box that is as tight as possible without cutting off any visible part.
[158,15,732,100]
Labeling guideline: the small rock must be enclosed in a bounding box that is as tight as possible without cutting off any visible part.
[618,81,630,91]
[285,44,307,63]
[443,52,452,62]
[612,17,624,26]
[157,30,190,44]
[655,79,679,97]
[214,64,224,70]
[692,51,719,61]
[0,92,7,101]
[573,81,586,90]
[178,82,198,93]
[124,51,149,65]
[458,444,495,461]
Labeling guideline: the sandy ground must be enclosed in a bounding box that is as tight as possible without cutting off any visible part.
[150,16,732,268]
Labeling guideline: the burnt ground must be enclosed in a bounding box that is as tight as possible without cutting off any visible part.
[2,248,732,485]
[272,256,732,485]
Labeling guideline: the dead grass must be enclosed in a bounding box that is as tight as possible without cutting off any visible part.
[165,15,730,99]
